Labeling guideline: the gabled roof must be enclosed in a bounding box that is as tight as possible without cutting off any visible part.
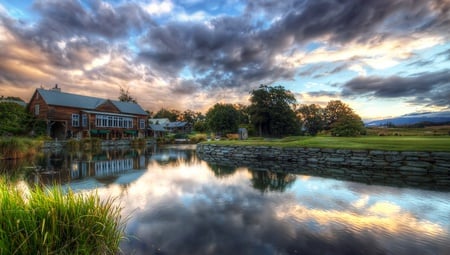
[37,88,147,115]
[149,118,170,125]
[149,124,168,132]
[166,121,188,128]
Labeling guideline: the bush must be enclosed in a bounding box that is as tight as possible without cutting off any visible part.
[188,134,207,144]
[0,179,125,254]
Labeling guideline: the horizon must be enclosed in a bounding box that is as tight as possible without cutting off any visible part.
[1,0,449,119]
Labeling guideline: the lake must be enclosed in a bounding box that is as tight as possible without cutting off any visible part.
[9,144,450,255]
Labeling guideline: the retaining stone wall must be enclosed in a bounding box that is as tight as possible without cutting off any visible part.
[196,144,450,190]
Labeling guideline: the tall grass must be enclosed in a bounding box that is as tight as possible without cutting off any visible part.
[0,179,125,254]
[0,137,41,159]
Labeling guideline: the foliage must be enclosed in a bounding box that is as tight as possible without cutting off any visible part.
[0,179,125,255]
[330,113,366,137]
[297,104,324,136]
[248,85,299,137]
[188,133,207,143]
[0,102,30,135]
[179,110,204,124]
[234,104,251,125]
[118,86,137,103]
[193,120,208,132]
[153,108,180,121]
[206,103,239,135]
[323,100,365,136]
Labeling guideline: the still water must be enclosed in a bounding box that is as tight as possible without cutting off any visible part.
[16,145,450,254]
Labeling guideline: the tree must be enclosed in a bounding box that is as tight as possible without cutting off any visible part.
[153,108,180,121]
[205,103,239,135]
[323,100,353,130]
[324,100,365,136]
[118,86,137,103]
[297,104,324,136]
[248,85,299,137]
[330,113,366,137]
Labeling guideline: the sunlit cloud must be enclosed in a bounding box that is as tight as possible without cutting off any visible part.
[144,0,174,15]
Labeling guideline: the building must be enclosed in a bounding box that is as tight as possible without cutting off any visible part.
[27,85,148,139]
[148,118,192,138]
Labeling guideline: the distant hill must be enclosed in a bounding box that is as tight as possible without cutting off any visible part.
[365,111,450,127]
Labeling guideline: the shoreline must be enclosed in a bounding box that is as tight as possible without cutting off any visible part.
[196,144,450,191]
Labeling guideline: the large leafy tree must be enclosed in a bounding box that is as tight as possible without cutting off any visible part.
[324,100,365,136]
[249,85,299,137]
[205,103,239,135]
[297,104,324,136]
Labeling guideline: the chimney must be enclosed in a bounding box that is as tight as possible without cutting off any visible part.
[52,84,61,92]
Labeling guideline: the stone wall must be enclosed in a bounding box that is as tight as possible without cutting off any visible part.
[196,144,450,190]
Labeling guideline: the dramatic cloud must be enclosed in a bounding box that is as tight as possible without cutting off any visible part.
[341,69,450,108]
[0,0,449,117]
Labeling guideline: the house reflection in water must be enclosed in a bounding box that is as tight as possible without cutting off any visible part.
[36,149,149,186]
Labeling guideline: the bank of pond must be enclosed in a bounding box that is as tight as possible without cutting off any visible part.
[0,136,449,254]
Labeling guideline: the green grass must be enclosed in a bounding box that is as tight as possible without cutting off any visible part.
[0,179,125,255]
[204,136,450,151]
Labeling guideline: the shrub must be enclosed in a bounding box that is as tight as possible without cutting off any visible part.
[189,134,207,143]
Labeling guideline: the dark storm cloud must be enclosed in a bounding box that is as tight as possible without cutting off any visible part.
[170,79,202,95]
[0,0,153,86]
[32,0,152,39]
[137,0,450,90]
[306,90,341,98]
[341,69,450,107]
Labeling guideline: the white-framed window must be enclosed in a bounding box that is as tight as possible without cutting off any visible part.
[94,114,134,128]
[34,104,40,116]
[82,114,88,127]
[140,119,145,129]
[72,114,80,127]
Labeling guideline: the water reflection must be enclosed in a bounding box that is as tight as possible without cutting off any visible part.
[84,146,448,255]
[2,145,448,254]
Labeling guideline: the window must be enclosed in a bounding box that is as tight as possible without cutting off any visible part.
[94,114,134,128]
[82,114,88,127]
[34,104,40,116]
[72,114,80,127]
[140,119,145,129]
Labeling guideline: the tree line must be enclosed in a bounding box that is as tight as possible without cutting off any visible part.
[147,85,365,137]
[1,85,364,137]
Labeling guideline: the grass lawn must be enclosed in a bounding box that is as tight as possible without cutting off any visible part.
[204,136,450,152]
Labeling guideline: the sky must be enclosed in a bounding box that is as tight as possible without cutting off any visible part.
[0,0,449,120]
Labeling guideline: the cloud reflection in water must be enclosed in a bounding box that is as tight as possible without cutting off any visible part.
[93,149,449,255]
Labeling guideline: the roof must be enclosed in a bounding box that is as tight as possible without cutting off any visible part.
[37,88,147,115]
[149,124,168,132]
[149,118,170,125]
[166,121,188,128]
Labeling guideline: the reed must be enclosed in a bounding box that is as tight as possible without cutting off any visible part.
[0,179,125,255]
[0,137,41,159]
